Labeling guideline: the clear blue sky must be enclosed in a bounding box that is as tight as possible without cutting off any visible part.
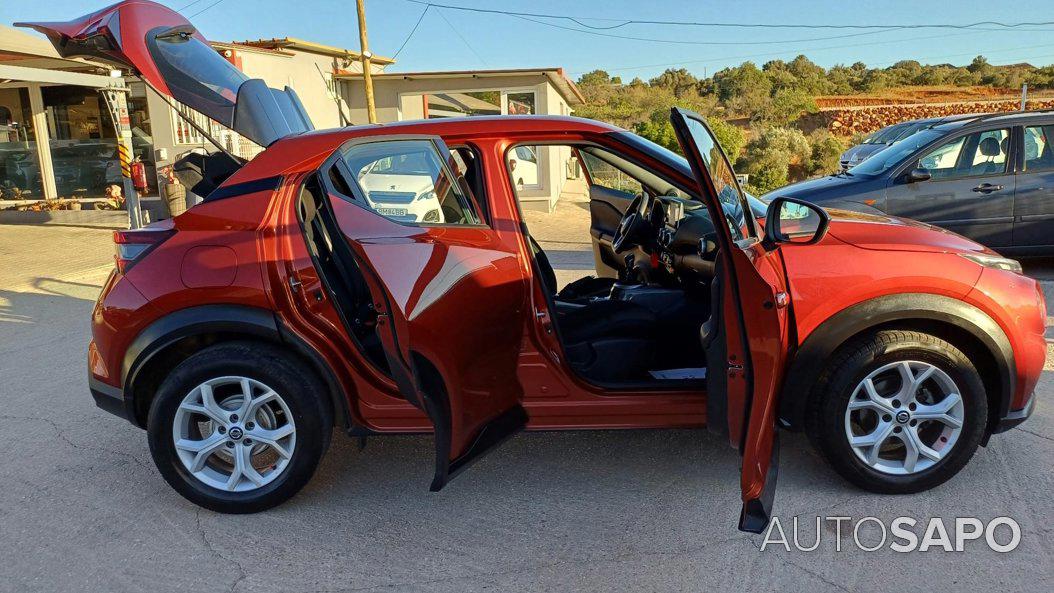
[6,0,1054,80]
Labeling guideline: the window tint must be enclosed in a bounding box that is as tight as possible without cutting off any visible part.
[579,151,643,196]
[340,139,481,225]
[1024,125,1054,172]
[918,128,1010,181]
[680,117,750,240]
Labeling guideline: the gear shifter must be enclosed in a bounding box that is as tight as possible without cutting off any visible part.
[620,254,636,284]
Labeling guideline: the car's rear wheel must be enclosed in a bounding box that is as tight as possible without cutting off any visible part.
[808,330,987,493]
[147,342,331,513]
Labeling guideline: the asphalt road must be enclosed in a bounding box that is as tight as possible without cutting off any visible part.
[1,224,1052,593]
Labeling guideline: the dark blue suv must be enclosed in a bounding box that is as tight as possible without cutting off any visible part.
[768,110,1054,255]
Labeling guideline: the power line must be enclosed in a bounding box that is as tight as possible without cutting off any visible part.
[392,4,430,58]
[187,0,227,19]
[404,0,1054,32]
[508,14,904,46]
[434,8,488,67]
[601,28,1054,75]
[175,0,209,11]
[603,30,986,73]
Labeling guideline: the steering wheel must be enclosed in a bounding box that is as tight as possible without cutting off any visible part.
[611,192,652,253]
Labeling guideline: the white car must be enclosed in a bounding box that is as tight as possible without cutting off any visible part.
[356,152,445,223]
[509,145,538,189]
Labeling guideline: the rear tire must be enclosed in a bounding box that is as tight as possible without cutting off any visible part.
[147,341,332,513]
[807,330,986,494]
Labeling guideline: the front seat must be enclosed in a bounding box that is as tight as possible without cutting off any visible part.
[978,136,1003,174]
[529,236,658,381]
[527,236,615,302]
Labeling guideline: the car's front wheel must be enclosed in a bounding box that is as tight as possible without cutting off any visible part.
[147,342,331,513]
[808,330,987,493]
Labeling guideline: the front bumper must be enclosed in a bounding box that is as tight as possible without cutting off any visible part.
[993,393,1036,434]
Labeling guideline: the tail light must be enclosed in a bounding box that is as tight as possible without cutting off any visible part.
[113,228,175,273]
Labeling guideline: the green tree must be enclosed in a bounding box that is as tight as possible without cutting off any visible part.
[649,68,700,99]
[807,129,846,176]
[736,127,811,195]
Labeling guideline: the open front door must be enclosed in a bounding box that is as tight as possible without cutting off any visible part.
[306,135,529,492]
[669,108,792,533]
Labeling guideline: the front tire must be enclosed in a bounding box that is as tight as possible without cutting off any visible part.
[808,330,986,494]
[147,342,332,513]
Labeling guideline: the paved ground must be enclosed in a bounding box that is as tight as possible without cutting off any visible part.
[1,221,1053,593]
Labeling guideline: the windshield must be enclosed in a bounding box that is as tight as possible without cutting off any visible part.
[360,151,439,176]
[146,28,249,127]
[618,127,753,239]
[890,121,931,142]
[849,129,946,176]
[866,124,907,145]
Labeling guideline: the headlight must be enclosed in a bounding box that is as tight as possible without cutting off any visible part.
[958,252,1023,274]
[417,190,436,202]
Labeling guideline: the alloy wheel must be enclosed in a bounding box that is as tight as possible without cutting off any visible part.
[844,360,965,475]
[172,376,296,492]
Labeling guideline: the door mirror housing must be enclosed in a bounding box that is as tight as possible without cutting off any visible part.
[764,196,830,246]
[905,167,932,183]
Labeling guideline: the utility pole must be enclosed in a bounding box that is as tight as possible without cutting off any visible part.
[355,0,378,123]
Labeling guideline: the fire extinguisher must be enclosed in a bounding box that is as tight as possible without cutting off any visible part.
[131,158,148,192]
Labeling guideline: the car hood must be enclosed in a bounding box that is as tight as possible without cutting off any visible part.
[823,208,997,254]
[764,174,875,204]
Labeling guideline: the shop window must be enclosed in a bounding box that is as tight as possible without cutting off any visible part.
[43,86,122,200]
[0,88,43,200]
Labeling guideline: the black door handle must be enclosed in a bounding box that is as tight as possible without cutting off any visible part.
[972,183,1004,194]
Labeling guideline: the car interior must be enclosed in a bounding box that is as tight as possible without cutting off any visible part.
[508,144,724,387]
[296,140,727,392]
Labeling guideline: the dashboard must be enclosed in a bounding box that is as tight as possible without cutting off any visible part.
[648,195,718,281]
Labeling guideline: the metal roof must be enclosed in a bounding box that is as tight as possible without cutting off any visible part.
[336,67,586,105]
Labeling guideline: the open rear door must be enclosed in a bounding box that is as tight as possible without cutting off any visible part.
[19,0,312,146]
[669,108,792,533]
[302,135,530,491]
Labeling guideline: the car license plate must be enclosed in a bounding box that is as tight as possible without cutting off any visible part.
[376,207,407,216]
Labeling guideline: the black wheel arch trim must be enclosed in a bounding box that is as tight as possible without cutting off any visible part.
[778,292,1015,433]
[119,304,352,430]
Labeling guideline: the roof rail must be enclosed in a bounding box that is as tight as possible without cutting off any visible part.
[955,106,1054,124]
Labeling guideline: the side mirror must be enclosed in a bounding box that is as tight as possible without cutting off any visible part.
[764,196,830,246]
[905,168,931,183]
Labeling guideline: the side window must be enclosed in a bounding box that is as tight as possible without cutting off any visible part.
[579,151,643,196]
[1024,125,1054,173]
[508,144,541,190]
[680,117,750,240]
[449,145,489,223]
[340,139,481,225]
[919,128,1010,181]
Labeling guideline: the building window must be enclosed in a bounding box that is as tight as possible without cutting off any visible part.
[505,92,535,115]
[414,89,537,119]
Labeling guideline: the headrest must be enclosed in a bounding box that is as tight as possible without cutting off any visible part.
[979,136,1001,157]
